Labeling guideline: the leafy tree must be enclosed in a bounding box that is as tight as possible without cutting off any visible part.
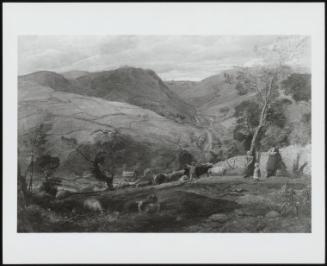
[21,121,53,191]
[178,150,194,169]
[235,82,248,95]
[233,97,291,151]
[35,155,60,178]
[281,73,311,102]
[230,37,308,155]
[62,129,136,188]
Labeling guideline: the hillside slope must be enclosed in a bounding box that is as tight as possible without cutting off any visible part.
[18,79,207,182]
[20,67,196,124]
[167,67,311,147]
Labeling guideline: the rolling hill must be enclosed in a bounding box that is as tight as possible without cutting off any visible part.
[18,79,208,181]
[20,67,197,124]
[166,66,310,143]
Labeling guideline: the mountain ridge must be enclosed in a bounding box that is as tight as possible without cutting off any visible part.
[19,67,197,124]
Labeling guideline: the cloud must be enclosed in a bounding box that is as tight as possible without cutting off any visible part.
[18,35,310,80]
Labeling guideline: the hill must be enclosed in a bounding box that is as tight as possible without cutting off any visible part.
[20,67,196,124]
[61,70,90,79]
[166,66,311,156]
[18,79,208,184]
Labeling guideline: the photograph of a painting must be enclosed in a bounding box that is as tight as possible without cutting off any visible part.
[17,35,312,233]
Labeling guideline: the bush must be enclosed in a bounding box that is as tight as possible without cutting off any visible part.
[282,74,311,102]
[235,82,248,95]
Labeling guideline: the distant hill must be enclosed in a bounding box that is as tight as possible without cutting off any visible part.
[167,66,297,120]
[20,71,74,92]
[61,70,90,79]
[20,67,196,124]
[167,66,311,152]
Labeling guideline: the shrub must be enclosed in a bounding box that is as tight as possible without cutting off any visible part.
[281,73,311,102]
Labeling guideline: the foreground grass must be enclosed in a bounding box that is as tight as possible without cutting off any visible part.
[18,176,311,233]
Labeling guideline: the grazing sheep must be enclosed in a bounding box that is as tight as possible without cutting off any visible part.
[195,163,214,177]
[179,175,189,182]
[83,198,103,213]
[208,166,226,176]
[138,194,160,214]
[153,173,168,185]
[55,189,72,199]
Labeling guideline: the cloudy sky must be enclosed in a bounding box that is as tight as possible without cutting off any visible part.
[18,35,310,81]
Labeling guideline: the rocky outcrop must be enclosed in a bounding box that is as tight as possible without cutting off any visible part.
[212,144,311,177]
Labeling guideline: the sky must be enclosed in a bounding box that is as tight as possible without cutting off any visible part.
[18,35,310,81]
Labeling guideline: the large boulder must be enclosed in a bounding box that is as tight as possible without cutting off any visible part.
[214,144,311,177]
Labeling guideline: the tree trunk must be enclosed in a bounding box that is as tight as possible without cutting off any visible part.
[18,163,28,208]
[28,154,34,192]
[249,77,274,155]
[248,102,267,155]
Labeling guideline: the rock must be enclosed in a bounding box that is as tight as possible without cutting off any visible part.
[265,210,280,218]
[208,213,229,223]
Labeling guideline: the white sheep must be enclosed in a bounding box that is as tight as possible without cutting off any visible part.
[83,198,103,213]
[208,166,226,176]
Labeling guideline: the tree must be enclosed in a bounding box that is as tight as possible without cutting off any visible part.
[21,122,52,191]
[62,129,129,188]
[235,82,248,95]
[35,155,60,176]
[234,36,308,154]
[17,162,28,208]
[178,150,195,169]
[281,73,311,102]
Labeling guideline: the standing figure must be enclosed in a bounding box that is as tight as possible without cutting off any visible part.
[186,161,197,182]
[92,154,114,190]
[104,170,114,191]
[242,150,255,178]
[253,162,261,180]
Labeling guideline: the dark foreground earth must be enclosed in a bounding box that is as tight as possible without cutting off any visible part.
[18,176,311,233]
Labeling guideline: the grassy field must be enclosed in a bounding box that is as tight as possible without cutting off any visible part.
[18,175,311,233]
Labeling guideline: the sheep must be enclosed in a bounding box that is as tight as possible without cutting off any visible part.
[208,166,226,176]
[137,194,160,214]
[83,198,103,213]
[153,173,168,185]
[55,189,72,199]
